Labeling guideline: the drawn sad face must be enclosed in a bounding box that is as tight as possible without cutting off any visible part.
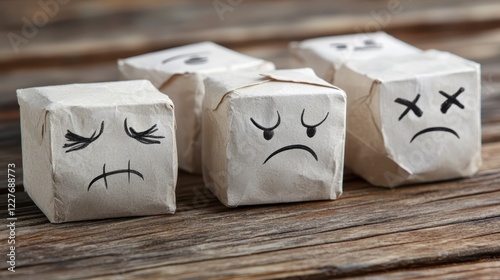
[250,109,329,164]
[226,90,346,204]
[394,88,464,143]
[52,107,174,206]
[62,118,165,191]
[381,75,480,177]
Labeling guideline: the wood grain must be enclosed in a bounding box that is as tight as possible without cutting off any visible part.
[2,0,500,70]
[1,142,499,279]
[347,260,500,280]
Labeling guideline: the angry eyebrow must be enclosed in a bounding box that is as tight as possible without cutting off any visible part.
[161,52,209,65]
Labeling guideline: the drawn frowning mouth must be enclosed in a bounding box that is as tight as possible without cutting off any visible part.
[263,144,318,164]
[410,127,460,143]
[88,160,144,191]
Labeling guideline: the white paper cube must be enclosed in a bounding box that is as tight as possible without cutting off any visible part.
[335,50,481,187]
[202,68,346,206]
[118,42,275,173]
[17,80,177,223]
[290,32,420,83]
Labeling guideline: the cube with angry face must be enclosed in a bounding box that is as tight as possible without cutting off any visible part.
[202,68,346,206]
[17,80,177,223]
[336,50,481,187]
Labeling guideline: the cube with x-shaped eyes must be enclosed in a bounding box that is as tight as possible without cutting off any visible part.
[17,80,177,223]
[335,50,481,187]
[202,68,346,206]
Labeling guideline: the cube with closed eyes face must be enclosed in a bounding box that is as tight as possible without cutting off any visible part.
[290,32,420,83]
[202,68,346,206]
[335,50,481,187]
[17,80,177,223]
[118,42,275,174]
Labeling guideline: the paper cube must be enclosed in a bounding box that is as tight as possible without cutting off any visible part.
[335,50,481,187]
[202,68,346,206]
[118,41,275,173]
[17,80,177,223]
[290,32,420,83]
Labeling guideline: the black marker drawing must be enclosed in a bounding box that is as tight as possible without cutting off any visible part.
[263,145,318,164]
[301,109,329,138]
[395,89,465,143]
[250,111,281,140]
[161,52,209,65]
[355,39,382,50]
[124,118,165,144]
[331,43,347,50]
[410,127,460,143]
[251,109,328,164]
[394,94,423,121]
[63,121,104,153]
[88,160,144,191]
[331,39,382,51]
[440,87,465,113]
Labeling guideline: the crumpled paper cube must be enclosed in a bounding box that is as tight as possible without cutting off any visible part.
[290,32,420,83]
[335,50,481,187]
[118,41,275,173]
[202,68,346,206]
[17,80,177,223]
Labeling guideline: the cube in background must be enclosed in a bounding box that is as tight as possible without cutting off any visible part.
[118,41,275,174]
[17,80,177,223]
[335,50,481,187]
[290,32,420,83]
[202,68,346,206]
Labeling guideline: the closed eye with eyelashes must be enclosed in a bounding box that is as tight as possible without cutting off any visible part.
[124,118,165,144]
[63,121,104,153]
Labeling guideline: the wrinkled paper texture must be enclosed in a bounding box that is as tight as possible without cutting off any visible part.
[335,50,482,187]
[290,32,420,83]
[202,68,346,206]
[17,80,177,223]
[118,42,275,173]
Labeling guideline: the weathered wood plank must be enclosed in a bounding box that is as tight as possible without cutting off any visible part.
[3,29,500,107]
[1,142,499,279]
[2,0,500,70]
[347,260,500,280]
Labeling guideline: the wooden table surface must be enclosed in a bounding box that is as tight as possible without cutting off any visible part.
[1,1,500,279]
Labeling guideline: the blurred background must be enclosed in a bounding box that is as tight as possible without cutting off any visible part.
[1,0,500,138]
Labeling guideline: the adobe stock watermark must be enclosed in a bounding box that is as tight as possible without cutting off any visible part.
[213,0,244,21]
[354,0,412,35]
[381,93,480,187]
[7,0,72,54]
[331,0,413,62]
[482,72,499,99]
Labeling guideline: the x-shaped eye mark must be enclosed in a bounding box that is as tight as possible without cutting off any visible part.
[394,94,423,121]
[439,87,465,114]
